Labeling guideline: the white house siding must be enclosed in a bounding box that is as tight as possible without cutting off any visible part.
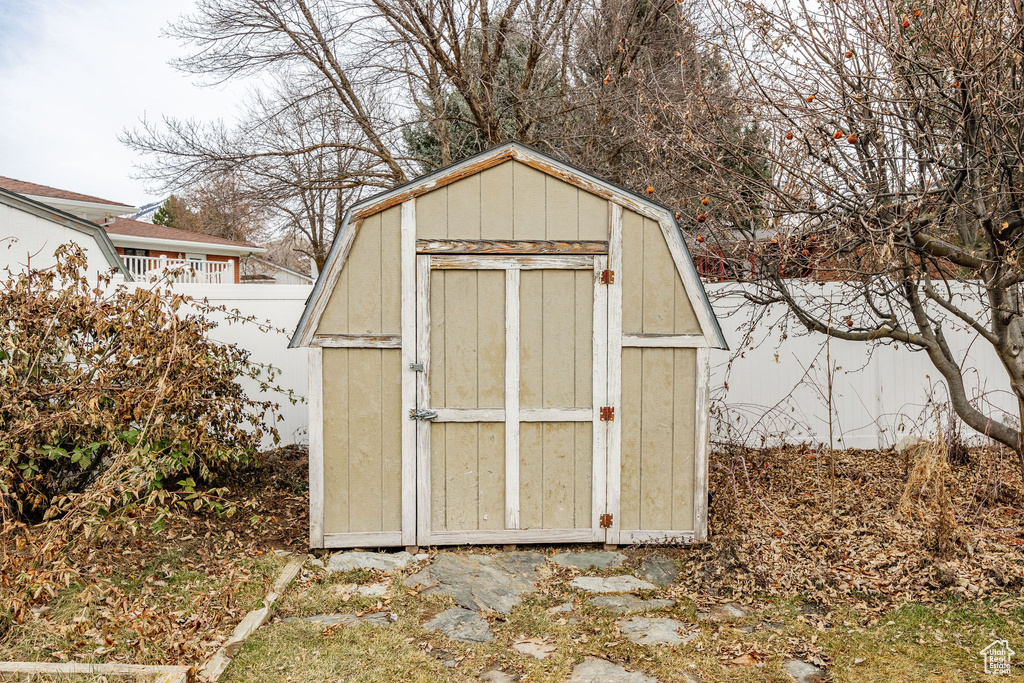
[1,203,117,281]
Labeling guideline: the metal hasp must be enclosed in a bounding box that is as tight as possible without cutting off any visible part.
[409,409,438,421]
[409,362,425,372]
[599,513,613,529]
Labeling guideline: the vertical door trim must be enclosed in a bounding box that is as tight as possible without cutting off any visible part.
[504,268,521,529]
[591,255,609,541]
[308,347,324,548]
[415,254,432,546]
[694,346,711,541]
[606,203,624,545]
[400,200,417,546]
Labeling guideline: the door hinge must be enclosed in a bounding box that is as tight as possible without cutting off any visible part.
[409,409,438,421]
[600,269,615,285]
[600,406,615,421]
[599,513,613,529]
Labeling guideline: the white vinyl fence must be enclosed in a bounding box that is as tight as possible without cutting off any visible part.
[130,282,313,448]
[706,282,1016,450]
[134,280,1013,452]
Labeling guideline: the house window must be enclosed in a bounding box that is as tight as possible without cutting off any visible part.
[123,247,149,257]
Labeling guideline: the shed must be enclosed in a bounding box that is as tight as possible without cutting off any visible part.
[290,142,727,550]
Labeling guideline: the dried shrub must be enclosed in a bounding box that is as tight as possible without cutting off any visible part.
[0,244,281,526]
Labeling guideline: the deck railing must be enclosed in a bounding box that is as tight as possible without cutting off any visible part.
[121,255,234,284]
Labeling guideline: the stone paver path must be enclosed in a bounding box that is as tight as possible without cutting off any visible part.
[512,637,556,659]
[589,595,675,614]
[617,617,695,646]
[479,671,518,683]
[326,551,425,573]
[408,552,547,614]
[699,602,749,621]
[783,660,826,682]
[568,657,659,682]
[570,575,657,594]
[423,607,493,643]
[638,556,678,586]
[549,551,626,570]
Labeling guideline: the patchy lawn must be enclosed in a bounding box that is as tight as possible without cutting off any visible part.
[223,443,1023,681]
[3,443,1022,681]
[0,446,308,669]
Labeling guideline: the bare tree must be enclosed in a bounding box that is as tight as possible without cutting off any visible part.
[642,0,1024,469]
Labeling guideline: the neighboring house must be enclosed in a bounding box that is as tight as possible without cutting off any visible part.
[0,187,130,281]
[101,217,263,284]
[0,176,263,283]
[240,256,314,285]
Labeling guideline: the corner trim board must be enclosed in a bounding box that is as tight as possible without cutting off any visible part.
[308,347,324,548]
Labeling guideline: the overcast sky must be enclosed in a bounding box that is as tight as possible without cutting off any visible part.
[0,0,248,208]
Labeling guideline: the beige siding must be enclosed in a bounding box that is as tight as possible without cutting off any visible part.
[322,348,403,534]
[431,423,505,531]
[621,208,700,334]
[519,270,592,408]
[619,347,697,531]
[519,423,592,529]
[317,205,402,335]
[518,268,593,529]
[429,268,506,531]
[415,161,609,241]
[430,270,505,408]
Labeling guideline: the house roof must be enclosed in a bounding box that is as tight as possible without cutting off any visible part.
[103,217,259,249]
[0,176,133,209]
[0,187,132,279]
[290,141,727,349]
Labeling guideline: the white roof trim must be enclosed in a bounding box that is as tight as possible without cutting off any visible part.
[25,194,139,217]
[289,141,726,349]
[107,233,264,257]
[0,188,132,280]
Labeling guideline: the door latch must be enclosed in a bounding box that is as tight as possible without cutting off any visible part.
[409,409,438,421]
[409,363,425,372]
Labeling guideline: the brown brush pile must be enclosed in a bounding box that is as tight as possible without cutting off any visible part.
[673,443,1024,612]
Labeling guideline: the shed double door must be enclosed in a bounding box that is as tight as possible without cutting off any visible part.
[414,254,610,545]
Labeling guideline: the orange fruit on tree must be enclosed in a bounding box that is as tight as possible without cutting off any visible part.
[696,214,707,223]
[696,235,706,243]
[646,186,655,194]
[701,196,710,206]
[834,129,844,139]
[847,133,859,143]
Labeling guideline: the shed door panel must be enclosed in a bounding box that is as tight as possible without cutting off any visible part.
[619,347,697,533]
[518,269,594,529]
[429,269,506,531]
[418,255,603,544]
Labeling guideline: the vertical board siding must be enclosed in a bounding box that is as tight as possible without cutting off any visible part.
[415,161,609,242]
[620,208,700,335]
[518,268,594,530]
[519,270,593,408]
[316,207,401,335]
[620,347,697,531]
[430,268,507,531]
[322,348,403,535]
[481,163,514,239]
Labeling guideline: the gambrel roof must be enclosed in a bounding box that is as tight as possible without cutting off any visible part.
[291,142,727,349]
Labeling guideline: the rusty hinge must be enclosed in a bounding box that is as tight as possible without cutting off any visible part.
[599,269,615,284]
[600,406,615,421]
[599,513,613,529]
